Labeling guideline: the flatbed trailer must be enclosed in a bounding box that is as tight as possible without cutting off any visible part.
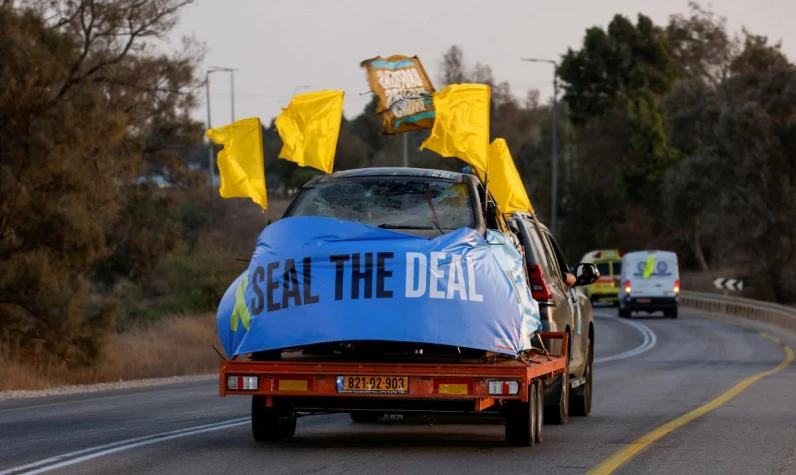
[220,332,568,446]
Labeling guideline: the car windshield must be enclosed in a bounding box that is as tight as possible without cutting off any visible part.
[596,263,610,276]
[288,178,475,230]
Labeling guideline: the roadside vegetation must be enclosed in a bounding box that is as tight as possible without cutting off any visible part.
[1,0,794,389]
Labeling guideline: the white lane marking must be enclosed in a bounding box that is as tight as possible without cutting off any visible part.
[1,418,250,475]
[594,312,657,364]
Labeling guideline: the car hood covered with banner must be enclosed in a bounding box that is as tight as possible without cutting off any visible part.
[217,216,540,357]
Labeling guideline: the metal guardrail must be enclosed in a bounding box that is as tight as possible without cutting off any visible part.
[680,291,796,333]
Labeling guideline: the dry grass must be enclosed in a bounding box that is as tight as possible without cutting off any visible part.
[0,314,222,391]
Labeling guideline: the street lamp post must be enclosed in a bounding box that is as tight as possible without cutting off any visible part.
[205,66,237,190]
[521,58,559,238]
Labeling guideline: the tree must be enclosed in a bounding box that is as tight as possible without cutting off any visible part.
[664,26,796,301]
[0,0,201,364]
[557,13,680,255]
[439,45,467,86]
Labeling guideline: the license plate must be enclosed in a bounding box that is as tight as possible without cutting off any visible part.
[637,298,651,303]
[337,375,408,394]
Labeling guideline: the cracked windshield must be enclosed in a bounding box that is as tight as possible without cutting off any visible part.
[290,180,473,230]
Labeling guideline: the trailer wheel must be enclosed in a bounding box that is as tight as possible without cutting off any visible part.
[251,396,296,442]
[534,380,544,444]
[544,363,569,425]
[505,382,536,446]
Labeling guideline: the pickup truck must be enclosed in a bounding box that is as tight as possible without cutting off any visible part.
[217,167,598,446]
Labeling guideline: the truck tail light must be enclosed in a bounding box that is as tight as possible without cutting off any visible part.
[527,264,553,300]
[674,279,680,295]
[227,375,258,391]
[488,380,519,395]
[624,280,632,294]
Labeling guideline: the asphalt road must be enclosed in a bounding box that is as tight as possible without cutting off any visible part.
[1,310,794,475]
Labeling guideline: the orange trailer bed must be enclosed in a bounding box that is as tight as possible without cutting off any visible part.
[220,332,567,446]
[220,333,566,408]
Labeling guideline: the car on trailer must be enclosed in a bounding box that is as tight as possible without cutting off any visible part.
[216,168,598,446]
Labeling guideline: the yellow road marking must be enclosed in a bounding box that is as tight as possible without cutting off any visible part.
[588,332,794,475]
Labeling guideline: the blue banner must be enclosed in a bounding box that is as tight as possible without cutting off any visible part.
[217,217,540,357]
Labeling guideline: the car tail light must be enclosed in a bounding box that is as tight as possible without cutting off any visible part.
[624,280,632,294]
[527,264,553,300]
[488,380,520,395]
[227,375,258,391]
[674,279,680,295]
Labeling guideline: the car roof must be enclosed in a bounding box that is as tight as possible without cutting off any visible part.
[315,167,465,183]
[623,250,678,259]
[510,212,550,233]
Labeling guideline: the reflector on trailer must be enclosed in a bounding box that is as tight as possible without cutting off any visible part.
[227,375,258,391]
[438,383,469,395]
[487,380,519,395]
[278,379,308,391]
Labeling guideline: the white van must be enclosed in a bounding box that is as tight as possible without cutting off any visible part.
[617,250,680,318]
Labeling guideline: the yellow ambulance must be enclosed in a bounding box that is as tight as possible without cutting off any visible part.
[579,249,623,305]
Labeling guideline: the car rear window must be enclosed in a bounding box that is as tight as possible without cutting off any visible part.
[612,262,622,275]
[289,179,475,230]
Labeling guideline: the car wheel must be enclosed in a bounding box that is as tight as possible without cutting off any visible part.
[252,396,296,442]
[505,381,536,446]
[570,334,593,417]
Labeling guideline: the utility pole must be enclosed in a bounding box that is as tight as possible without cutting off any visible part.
[230,70,236,121]
[205,66,237,191]
[521,58,559,237]
[402,132,409,167]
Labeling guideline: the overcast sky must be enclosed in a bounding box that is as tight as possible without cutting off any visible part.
[171,0,796,128]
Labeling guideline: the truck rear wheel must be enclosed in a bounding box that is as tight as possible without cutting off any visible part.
[505,381,537,446]
[251,396,296,442]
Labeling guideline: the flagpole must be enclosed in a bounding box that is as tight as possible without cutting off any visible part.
[402,132,409,167]
[205,70,213,195]
[206,66,238,194]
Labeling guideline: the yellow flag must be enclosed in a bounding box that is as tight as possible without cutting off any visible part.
[419,84,490,173]
[488,139,533,213]
[275,90,344,174]
[206,117,267,209]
